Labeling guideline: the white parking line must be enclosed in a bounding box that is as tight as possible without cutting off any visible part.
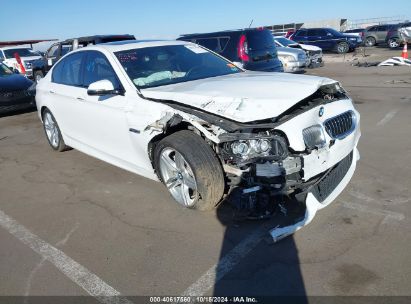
[341,201,405,223]
[0,209,133,304]
[376,109,398,126]
[181,228,265,296]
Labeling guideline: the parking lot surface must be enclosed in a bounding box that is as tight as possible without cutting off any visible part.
[1,56,411,301]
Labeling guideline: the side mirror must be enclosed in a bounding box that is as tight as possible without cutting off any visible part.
[87,79,121,96]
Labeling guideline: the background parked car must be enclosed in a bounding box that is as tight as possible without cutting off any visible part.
[0,63,35,114]
[178,28,284,72]
[385,22,411,49]
[363,24,396,47]
[276,46,307,72]
[343,28,366,40]
[0,46,43,79]
[274,37,323,67]
[290,28,361,53]
[36,34,136,79]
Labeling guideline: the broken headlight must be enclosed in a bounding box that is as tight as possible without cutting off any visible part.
[227,136,288,161]
[321,82,345,95]
[302,124,326,149]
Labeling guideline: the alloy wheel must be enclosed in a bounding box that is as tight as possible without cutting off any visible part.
[159,148,198,207]
[44,112,60,148]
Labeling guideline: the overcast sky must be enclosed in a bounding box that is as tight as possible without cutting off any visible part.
[1,0,410,49]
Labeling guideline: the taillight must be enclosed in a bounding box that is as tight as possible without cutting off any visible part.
[361,31,365,38]
[238,34,250,62]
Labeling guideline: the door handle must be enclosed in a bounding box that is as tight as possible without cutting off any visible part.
[49,90,55,94]
[76,97,85,101]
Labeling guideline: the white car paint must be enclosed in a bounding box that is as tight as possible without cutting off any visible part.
[36,40,360,239]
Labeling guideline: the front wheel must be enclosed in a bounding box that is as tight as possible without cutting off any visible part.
[388,38,400,49]
[336,41,349,54]
[42,109,69,152]
[154,130,225,211]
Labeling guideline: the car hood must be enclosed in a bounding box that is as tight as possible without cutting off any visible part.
[298,44,322,51]
[276,47,305,56]
[0,74,33,92]
[141,71,337,123]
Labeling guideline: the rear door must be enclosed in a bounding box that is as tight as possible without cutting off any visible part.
[376,25,389,42]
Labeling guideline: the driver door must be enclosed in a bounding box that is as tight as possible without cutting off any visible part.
[71,51,136,166]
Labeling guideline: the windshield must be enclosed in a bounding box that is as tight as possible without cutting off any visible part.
[274,37,297,47]
[115,44,242,89]
[0,63,13,76]
[4,48,40,59]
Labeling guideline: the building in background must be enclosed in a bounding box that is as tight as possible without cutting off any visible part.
[265,15,409,35]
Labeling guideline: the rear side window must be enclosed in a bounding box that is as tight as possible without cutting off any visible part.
[195,38,219,52]
[314,29,328,36]
[83,51,121,89]
[246,30,275,50]
[52,52,84,86]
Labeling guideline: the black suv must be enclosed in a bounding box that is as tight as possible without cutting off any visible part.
[32,34,136,81]
[178,29,284,72]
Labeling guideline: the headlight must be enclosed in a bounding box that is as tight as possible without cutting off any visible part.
[225,135,288,162]
[302,124,326,149]
[320,82,345,95]
[281,55,295,62]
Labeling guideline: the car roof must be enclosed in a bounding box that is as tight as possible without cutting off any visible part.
[72,40,190,53]
[0,46,32,50]
[179,28,269,39]
[59,34,135,45]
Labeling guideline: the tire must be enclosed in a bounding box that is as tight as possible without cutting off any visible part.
[388,38,400,49]
[154,130,225,211]
[365,37,376,47]
[336,41,349,54]
[42,109,69,152]
[33,70,44,83]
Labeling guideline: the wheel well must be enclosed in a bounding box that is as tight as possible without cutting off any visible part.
[40,106,48,119]
[147,121,192,162]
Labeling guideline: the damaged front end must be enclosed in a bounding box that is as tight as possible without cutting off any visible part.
[143,81,360,242]
[209,83,360,241]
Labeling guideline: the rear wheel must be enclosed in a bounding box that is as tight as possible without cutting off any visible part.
[388,38,400,49]
[365,37,376,47]
[42,109,68,152]
[336,41,349,54]
[154,130,225,211]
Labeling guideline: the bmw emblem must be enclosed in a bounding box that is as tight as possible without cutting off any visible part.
[319,107,325,117]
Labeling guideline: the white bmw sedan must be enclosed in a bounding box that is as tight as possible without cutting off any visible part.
[36,40,360,238]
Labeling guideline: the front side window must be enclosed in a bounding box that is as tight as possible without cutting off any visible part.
[0,51,4,60]
[115,44,241,89]
[4,48,39,59]
[83,51,120,89]
[295,29,307,37]
[52,52,84,86]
